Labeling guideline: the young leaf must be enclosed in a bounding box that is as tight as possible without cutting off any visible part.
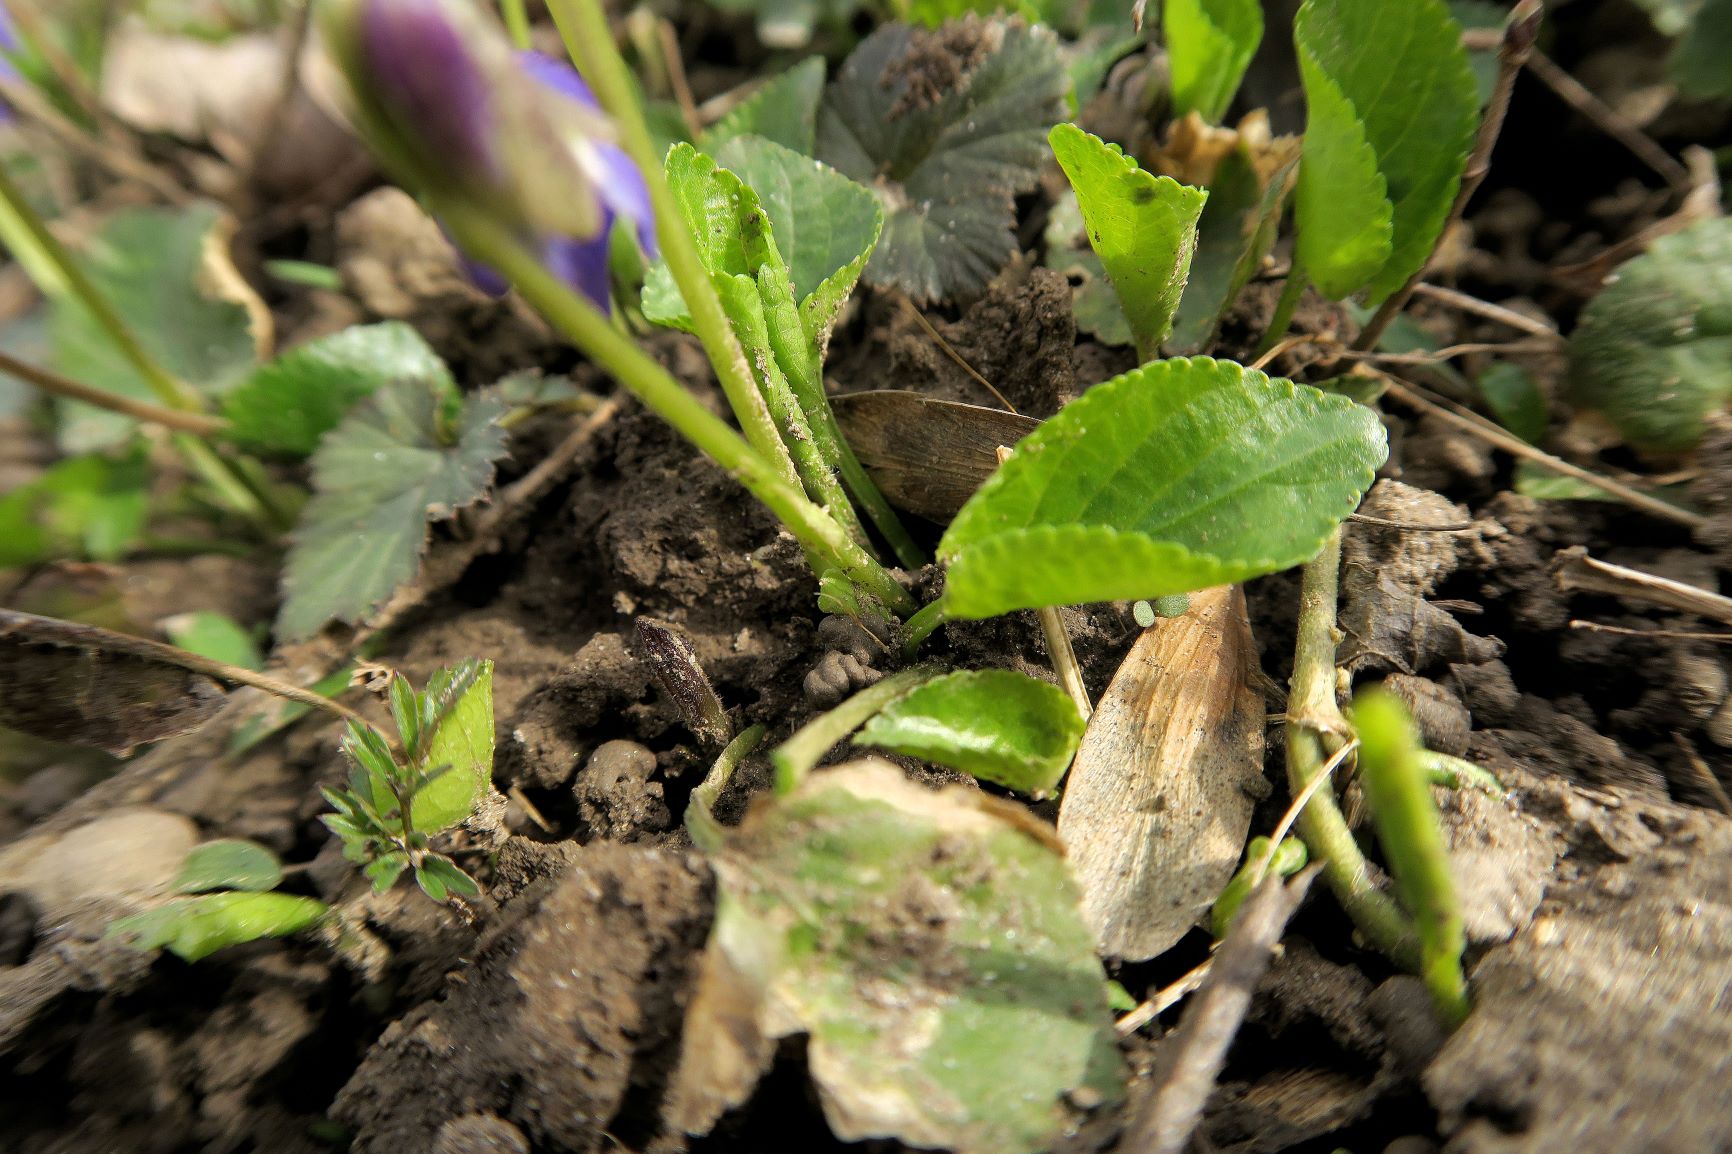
[160,611,264,671]
[702,57,827,155]
[222,322,450,457]
[276,377,507,640]
[172,839,285,894]
[108,892,329,962]
[816,19,1069,302]
[938,357,1386,619]
[415,855,481,901]
[364,852,411,892]
[1049,124,1207,361]
[1163,0,1263,123]
[1566,217,1732,453]
[51,203,262,451]
[407,659,494,835]
[0,448,150,567]
[855,669,1085,794]
[1293,0,1479,302]
[670,760,1123,1153]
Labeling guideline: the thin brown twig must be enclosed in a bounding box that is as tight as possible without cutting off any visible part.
[1340,337,1560,367]
[3,0,118,139]
[1117,957,1215,1036]
[1356,0,1543,352]
[1554,547,1732,625]
[901,296,1018,413]
[1249,332,1326,372]
[657,18,701,138]
[1348,512,1478,533]
[0,78,191,205]
[1378,374,1704,529]
[1571,620,1732,643]
[1525,48,1691,191]
[1410,283,1561,340]
[0,348,230,435]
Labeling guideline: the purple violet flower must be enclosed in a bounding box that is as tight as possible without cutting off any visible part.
[0,2,22,91]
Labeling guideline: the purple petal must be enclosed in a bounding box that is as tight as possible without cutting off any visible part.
[517,51,598,109]
[360,0,497,180]
[590,140,657,259]
[0,1,20,88]
[542,229,615,312]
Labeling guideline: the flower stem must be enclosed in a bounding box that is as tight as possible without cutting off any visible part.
[1256,261,1308,358]
[439,200,915,619]
[0,348,228,435]
[1287,529,1420,970]
[499,0,533,49]
[772,664,942,793]
[543,0,800,496]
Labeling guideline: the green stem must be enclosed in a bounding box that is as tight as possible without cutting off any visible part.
[1256,261,1308,358]
[500,0,532,49]
[1420,750,1504,795]
[542,0,800,495]
[687,723,767,851]
[902,598,948,659]
[1287,529,1421,970]
[0,163,204,413]
[772,664,942,793]
[439,201,915,618]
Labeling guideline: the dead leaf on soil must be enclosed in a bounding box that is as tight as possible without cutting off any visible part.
[668,758,1123,1154]
[832,390,1039,520]
[1057,584,1268,961]
[0,609,226,754]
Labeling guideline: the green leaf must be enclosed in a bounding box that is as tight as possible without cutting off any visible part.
[1049,124,1207,361]
[1450,0,1507,104]
[263,259,345,291]
[365,852,410,892]
[1477,361,1547,444]
[108,892,328,962]
[703,58,827,155]
[938,356,1386,618]
[1163,0,1263,123]
[1043,191,1133,347]
[276,377,507,640]
[222,322,450,456]
[1293,0,1479,303]
[415,855,481,901]
[677,761,1123,1153]
[1511,462,1620,504]
[160,611,264,670]
[172,839,284,893]
[408,659,494,835]
[0,447,149,567]
[855,670,1084,795]
[1566,217,1732,452]
[51,203,261,451]
[1669,0,1732,100]
[905,0,1043,24]
[1168,140,1299,354]
[816,19,1070,303]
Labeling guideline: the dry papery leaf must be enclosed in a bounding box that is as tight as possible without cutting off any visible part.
[831,391,1039,520]
[1057,584,1269,960]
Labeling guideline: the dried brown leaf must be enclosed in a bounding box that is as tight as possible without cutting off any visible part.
[832,390,1039,520]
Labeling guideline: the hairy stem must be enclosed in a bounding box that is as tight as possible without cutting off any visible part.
[772,664,941,792]
[1286,529,1420,969]
[440,201,915,618]
[543,0,800,495]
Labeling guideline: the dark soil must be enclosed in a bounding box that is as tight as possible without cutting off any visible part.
[4,2,1732,1152]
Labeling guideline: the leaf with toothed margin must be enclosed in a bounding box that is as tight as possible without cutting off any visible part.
[937,356,1387,619]
[703,57,827,154]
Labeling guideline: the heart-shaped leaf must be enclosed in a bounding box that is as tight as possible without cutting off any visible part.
[703,57,827,154]
[1050,124,1207,361]
[1293,0,1478,302]
[856,669,1084,794]
[938,356,1386,619]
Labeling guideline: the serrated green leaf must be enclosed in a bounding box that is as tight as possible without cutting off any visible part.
[161,611,264,671]
[1566,218,1732,452]
[1164,0,1263,123]
[938,356,1386,618]
[51,203,260,451]
[222,322,450,457]
[1049,124,1206,361]
[1294,0,1479,303]
[172,839,284,893]
[679,761,1123,1153]
[1168,141,1298,353]
[816,19,1069,303]
[108,892,328,962]
[703,58,827,154]
[0,447,150,567]
[855,670,1084,794]
[409,659,494,835]
[276,378,507,640]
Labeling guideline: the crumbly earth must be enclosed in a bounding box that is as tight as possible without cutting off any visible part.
[3,3,1732,1151]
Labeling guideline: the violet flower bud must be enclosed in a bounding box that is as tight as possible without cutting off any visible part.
[0,3,22,89]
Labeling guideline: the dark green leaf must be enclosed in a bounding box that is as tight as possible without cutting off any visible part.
[276,377,507,640]
[1293,0,1479,302]
[172,839,284,893]
[1566,218,1732,452]
[1163,0,1263,123]
[939,356,1386,618]
[703,58,827,154]
[855,670,1084,794]
[816,19,1069,303]
[51,202,261,451]
[160,611,263,670]
[365,852,411,892]
[0,448,150,567]
[1049,124,1207,360]
[1477,362,1547,444]
[1669,0,1732,100]
[673,761,1123,1153]
[108,892,328,962]
[416,855,480,900]
[222,322,450,457]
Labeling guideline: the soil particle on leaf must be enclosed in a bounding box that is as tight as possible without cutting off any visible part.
[332,842,713,1153]
[881,16,1001,118]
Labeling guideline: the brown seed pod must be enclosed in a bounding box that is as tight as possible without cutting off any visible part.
[1056,585,1269,961]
